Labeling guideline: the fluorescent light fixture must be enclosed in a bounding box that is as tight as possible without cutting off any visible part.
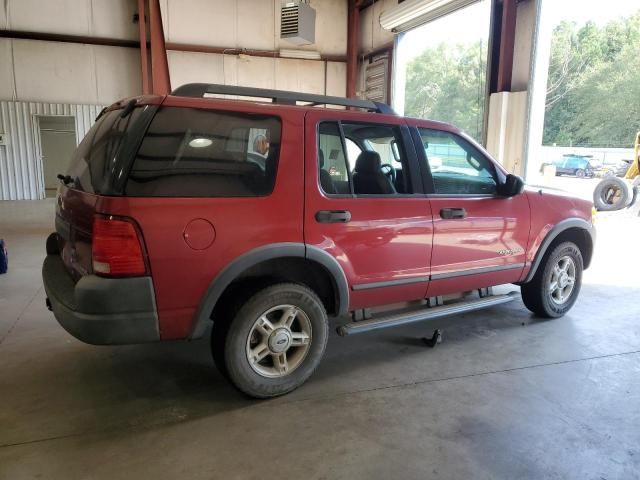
[379,0,480,32]
[189,138,213,148]
[279,49,321,60]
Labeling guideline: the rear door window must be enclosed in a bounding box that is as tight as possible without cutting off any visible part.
[66,107,146,194]
[125,107,281,197]
[318,121,415,196]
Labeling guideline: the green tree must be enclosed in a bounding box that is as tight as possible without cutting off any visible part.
[543,12,640,147]
[404,41,487,141]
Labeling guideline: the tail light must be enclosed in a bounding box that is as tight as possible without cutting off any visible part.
[92,215,148,277]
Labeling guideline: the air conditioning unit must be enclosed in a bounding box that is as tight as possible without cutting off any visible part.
[280,1,316,45]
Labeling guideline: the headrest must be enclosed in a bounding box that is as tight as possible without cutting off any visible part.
[355,151,381,174]
[319,149,325,168]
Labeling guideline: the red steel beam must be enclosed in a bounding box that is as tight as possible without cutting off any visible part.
[496,0,517,92]
[148,0,171,95]
[0,29,138,48]
[0,30,347,62]
[137,0,150,95]
[346,0,360,98]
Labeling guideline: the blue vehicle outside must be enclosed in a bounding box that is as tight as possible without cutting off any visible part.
[543,154,595,178]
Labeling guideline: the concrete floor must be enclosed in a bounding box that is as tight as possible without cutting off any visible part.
[1,198,639,480]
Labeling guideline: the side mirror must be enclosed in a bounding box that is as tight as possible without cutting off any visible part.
[497,173,524,197]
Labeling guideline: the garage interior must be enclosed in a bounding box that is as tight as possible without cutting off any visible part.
[1,0,639,478]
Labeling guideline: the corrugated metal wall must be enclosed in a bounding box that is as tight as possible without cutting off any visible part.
[0,101,104,200]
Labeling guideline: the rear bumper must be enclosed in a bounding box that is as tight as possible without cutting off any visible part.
[42,253,160,345]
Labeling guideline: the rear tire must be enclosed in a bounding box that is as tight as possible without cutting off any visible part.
[521,242,583,318]
[217,283,328,398]
[593,177,631,211]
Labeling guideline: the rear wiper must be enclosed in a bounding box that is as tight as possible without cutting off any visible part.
[95,107,107,121]
[120,99,137,118]
[57,174,73,185]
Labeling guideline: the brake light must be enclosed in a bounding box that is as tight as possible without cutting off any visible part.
[92,216,147,277]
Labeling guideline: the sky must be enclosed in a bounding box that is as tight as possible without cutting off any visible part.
[401,0,640,61]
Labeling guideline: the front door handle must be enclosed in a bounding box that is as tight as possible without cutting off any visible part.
[440,208,466,219]
[316,210,352,223]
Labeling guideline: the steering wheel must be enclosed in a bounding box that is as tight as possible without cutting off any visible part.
[380,163,396,184]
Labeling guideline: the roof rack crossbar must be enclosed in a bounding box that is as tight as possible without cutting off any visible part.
[170,83,395,115]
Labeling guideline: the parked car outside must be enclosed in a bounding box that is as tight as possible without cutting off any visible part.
[542,155,595,178]
[594,160,631,178]
[42,85,595,398]
[615,159,633,177]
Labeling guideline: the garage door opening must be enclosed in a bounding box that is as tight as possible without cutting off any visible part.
[394,0,491,142]
[37,116,76,197]
[529,0,640,196]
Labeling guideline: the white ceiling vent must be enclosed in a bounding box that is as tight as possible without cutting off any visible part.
[280,1,316,45]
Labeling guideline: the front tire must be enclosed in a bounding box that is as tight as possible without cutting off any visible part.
[521,242,583,318]
[218,283,328,398]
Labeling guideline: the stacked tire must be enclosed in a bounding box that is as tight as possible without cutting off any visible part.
[593,177,632,211]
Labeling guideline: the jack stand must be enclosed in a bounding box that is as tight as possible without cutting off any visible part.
[426,296,444,307]
[478,287,493,298]
[352,309,372,322]
[422,329,443,348]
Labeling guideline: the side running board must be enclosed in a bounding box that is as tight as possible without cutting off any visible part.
[336,291,519,336]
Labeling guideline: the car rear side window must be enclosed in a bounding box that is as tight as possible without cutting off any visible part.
[125,107,281,197]
[66,107,145,194]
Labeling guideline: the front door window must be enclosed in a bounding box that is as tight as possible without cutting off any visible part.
[418,128,497,195]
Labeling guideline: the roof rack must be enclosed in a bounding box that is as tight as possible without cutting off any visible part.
[170,83,396,115]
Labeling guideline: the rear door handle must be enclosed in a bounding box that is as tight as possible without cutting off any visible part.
[440,208,466,219]
[315,210,352,223]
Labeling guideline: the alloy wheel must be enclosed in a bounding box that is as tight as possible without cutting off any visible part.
[245,304,312,378]
[548,255,576,305]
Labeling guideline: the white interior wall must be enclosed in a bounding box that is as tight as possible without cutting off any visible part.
[1,0,348,104]
[1,0,347,54]
[0,38,142,105]
[0,0,139,40]
[160,0,347,55]
[0,101,104,200]
[162,0,347,95]
[167,52,345,96]
[359,0,395,55]
[357,1,395,101]
[0,0,349,199]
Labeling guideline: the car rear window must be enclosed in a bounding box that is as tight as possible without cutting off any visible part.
[66,106,146,194]
[125,107,281,197]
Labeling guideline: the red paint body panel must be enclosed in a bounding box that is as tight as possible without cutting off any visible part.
[518,187,593,281]
[426,195,530,296]
[97,100,306,339]
[303,110,433,310]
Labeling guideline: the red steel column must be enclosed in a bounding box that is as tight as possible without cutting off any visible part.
[148,0,171,95]
[137,0,150,95]
[346,0,360,98]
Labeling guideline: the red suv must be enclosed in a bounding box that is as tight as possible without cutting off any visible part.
[43,84,595,398]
